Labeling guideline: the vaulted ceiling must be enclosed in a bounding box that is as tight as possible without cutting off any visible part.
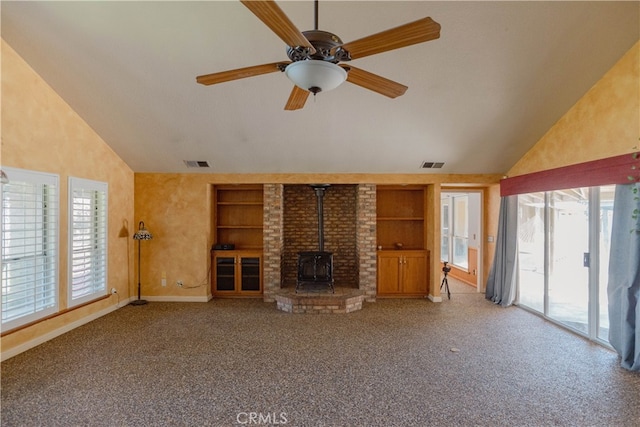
[2,1,638,174]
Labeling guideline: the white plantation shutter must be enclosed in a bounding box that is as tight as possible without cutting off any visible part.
[1,168,59,329]
[68,178,107,307]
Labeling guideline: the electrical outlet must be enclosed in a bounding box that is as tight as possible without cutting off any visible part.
[111,288,117,294]
[161,278,167,287]
[176,280,183,287]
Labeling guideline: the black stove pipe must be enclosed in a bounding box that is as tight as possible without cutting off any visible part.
[310,184,330,252]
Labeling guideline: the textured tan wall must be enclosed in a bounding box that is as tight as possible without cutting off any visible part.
[1,40,134,352]
[133,174,213,298]
[508,41,639,177]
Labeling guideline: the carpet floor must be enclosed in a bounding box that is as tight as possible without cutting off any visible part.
[2,280,639,426]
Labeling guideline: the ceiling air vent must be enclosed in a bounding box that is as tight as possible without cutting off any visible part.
[421,161,445,169]
[184,160,211,168]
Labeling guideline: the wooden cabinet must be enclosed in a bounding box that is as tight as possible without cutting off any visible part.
[212,251,262,297]
[377,250,429,297]
[214,185,263,250]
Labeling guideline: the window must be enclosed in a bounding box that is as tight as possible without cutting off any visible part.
[441,193,469,269]
[1,168,59,330]
[452,195,469,269]
[68,178,107,307]
[440,201,450,263]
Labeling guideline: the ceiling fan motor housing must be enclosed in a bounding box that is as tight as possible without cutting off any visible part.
[287,30,351,63]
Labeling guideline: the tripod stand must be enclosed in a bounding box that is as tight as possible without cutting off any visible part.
[441,263,451,300]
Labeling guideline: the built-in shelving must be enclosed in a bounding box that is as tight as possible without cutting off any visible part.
[213,185,263,250]
[212,185,264,296]
[376,186,426,250]
[376,185,429,297]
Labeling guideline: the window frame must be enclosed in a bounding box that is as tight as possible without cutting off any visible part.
[1,167,59,330]
[67,177,108,308]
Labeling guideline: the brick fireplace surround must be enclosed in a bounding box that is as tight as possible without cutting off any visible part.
[262,184,377,312]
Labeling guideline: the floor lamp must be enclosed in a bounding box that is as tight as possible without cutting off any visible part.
[131,221,152,306]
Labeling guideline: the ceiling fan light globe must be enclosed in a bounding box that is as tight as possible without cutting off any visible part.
[285,60,347,94]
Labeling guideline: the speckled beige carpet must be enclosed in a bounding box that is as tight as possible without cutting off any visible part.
[2,280,639,426]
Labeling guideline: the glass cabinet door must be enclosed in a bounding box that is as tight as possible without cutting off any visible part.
[240,257,261,291]
[213,252,262,294]
[215,256,236,291]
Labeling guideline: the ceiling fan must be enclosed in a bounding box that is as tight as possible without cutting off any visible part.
[196,0,441,110]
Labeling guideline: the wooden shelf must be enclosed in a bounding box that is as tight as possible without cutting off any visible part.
[214,185,264,250]
[377,187,424,219]
[216,186,263,203]
[376,186,426,251]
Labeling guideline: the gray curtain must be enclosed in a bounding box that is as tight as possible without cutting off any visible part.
[486,195,518,306]
[608,183,640,371]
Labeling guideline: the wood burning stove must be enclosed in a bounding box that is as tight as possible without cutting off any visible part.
[296,251,334,293]
[296,184,334,293]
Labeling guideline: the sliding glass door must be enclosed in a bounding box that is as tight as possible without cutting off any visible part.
[517,185,614,345]
[518,192,545,313]
[548,188,590,333]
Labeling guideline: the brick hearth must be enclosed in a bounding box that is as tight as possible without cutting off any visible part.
[274,287,366,314]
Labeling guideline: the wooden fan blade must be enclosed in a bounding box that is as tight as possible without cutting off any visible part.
[241,0,315,54]
[344,66,408,98]
[341,17,440,60]
[196,62,286,86]
[284,85,310,110]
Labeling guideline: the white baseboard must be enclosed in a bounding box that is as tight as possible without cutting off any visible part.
[142,295,211,303]
[428,294,443,303]
[1,300,129,362]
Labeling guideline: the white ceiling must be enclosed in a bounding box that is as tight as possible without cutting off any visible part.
[2,1,638,174]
